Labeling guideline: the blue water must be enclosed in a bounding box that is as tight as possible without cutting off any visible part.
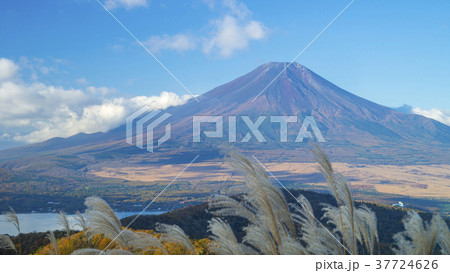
[0,211,165,236]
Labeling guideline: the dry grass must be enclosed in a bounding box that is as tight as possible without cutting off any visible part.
[57,211,71,239]
[1,147,448,255]
[393,211,449,255]
[207,146,383,255]
[0,234,16,253]
[90,162,450,200]
[206,146,448,255]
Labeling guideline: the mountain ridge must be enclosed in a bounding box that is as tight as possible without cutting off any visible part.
[0,62,449,169]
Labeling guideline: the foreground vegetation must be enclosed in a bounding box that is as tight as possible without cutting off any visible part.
[1,147,449,254]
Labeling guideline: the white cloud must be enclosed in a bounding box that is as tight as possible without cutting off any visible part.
[18,56,62,80]
[110,44,124,52]
[0,81,90,121]
[393,104,450,126]
[104,0,148,10]
[202,0,216,9]
[128,92,193,109]
[76,77,88,85]
[203,0,267,57]
[203,15,267,58]
[11,92,191,143]
[221,0,250,20]
[0,58,19,81]
[146,0,268,58]
[412,107,450,126]
[0,58,193,144]
[146,34,197,53]
[86,86,117,97]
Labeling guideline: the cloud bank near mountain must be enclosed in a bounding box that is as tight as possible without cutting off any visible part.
[393,104,450,126]
[0,58,192,144]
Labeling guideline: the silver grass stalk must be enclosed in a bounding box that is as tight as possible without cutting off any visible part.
[129,231,167,254]
[58,210,71,238]
[74,211,88,232]
[0,234,16,252]
[355,205,379,254]
[209,150,303,254]
[393,210,444,255]
[242,222,279,254]
[208,218,251,255]
[436,215,449,254]
[3,206,21,254]
[312,145,361,254]
[71,248,134,255]
[278,233,308,255]
[84,196,132,249]
[208,195,257,223]
[4,206,20,234]
[156,223,196,254]
[228,151,296,237]
[291,196,343,254]
[47,231,59,255]
[321,204,355,253]
[73,196,169,254]
[74,210,92,248]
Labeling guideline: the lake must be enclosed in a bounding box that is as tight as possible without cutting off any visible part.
[0,211,165,236]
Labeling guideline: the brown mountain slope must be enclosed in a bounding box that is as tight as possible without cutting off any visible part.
[0,62,449,173]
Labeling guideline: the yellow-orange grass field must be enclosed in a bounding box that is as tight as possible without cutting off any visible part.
[90,162,450,200]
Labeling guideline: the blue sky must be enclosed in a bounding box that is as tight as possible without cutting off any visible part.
[0,0,449,148]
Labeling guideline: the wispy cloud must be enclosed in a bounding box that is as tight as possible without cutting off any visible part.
[0,58,193,144]
[145,0,268,58]
[393,104,450,126]
[104,0,148,10]
[0,58,19,81]
[146,34,197,53]
[412,107,450,126]
[76,77,88,85]
[18,57,62,81]
[203,14,267,58]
